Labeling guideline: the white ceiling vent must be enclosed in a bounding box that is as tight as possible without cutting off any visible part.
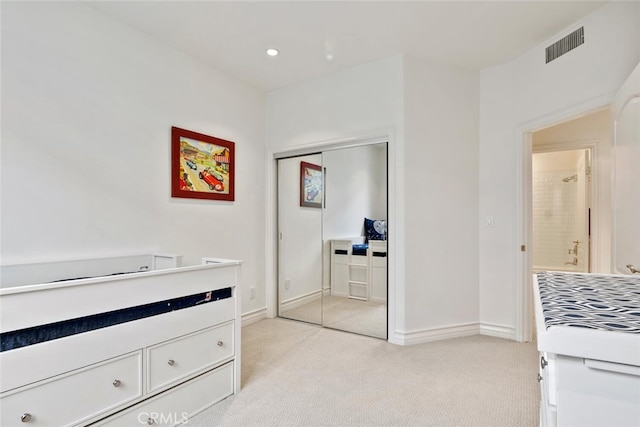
[545,26,584,64]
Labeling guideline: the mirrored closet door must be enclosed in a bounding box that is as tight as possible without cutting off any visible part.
[277,154,323,325]
[277,143,388,339]
[321,144,387,339]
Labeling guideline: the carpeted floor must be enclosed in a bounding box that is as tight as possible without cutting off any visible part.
[282,294,387,339]
[188,318,540,426]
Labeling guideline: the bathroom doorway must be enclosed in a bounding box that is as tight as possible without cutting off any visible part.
[531,148,592,273]
[526,108,610,340]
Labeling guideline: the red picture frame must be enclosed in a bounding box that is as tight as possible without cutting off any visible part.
[171,127,235,201]
[300,161,323,208]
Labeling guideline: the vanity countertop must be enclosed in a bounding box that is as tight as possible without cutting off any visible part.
[534,271,640,366]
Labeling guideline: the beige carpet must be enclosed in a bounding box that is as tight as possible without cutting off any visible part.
[282,294,387,338]
[322,295,386,338]
[188,318,540,426]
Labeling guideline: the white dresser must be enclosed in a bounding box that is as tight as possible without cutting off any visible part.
[0,254,242,426]
[534,272,640,427]
[330,239,387,302]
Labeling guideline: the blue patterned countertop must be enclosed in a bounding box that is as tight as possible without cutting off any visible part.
[536,271,640,334]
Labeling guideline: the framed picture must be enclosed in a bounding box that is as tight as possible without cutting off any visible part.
[300,161,323,208]
[171,126,235,201]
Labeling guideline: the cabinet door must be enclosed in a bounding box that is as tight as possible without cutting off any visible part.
[147,322,234,393]
[612,62,640,274]
[0,352,142,427]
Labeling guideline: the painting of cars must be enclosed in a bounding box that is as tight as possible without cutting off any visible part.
[171,127,235,201]
[185,158,197,170]
[300,161,323,208]
[199,167,225,192]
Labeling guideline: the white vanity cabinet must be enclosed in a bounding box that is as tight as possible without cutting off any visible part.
[537,351,557,427]
[0,254,242,427]
[534,272,640,427]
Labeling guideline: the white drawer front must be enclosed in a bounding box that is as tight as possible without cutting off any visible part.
[0,351,142,427]
[147,322,234,393]
[371,256,387,268]
[99,362,234,426]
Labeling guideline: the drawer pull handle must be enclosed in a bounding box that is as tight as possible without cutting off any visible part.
[217,341,224,347]
[540,357,548,369]
[147,417,155,425]
[20,413,32,423]
[168,359,175,366]
[537,373,543,382]
[112,379,122,387]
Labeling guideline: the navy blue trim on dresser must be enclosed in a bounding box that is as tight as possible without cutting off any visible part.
[0,287,232,352]
[352,244,368,256]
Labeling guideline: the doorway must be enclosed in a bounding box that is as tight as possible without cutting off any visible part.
[276,142,388,339]
[521,107,612,341]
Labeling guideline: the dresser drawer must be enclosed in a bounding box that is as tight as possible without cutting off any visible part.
[98,362,234,426]
[371,256,387,268]
[147,322,234,393]
[0,351,142,427]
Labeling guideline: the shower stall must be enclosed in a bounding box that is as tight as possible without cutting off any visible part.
[532,149,591,272]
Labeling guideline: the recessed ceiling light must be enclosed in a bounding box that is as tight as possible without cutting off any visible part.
[266,48,279,57]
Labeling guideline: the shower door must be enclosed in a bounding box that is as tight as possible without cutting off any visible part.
[532,149,591,272]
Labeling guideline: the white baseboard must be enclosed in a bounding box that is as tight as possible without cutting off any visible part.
[479,322,516,340]
[393,322,480,345]
[241,307,268,326]
[330,291,349,298]
[279,290,321,312]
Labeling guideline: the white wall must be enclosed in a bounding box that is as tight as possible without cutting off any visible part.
[266,57,404,149]
[479,1,640,337]
[402,57,480,340]
[0,2,267,315]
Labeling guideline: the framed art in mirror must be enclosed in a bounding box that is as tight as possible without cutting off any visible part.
[300,161,323,208]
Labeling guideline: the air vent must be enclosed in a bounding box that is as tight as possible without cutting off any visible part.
[545,26,584,63]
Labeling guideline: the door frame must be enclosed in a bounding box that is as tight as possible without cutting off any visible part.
[266,128,397,342]
[516,94,612,342]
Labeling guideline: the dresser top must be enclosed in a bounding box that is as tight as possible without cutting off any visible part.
[536,271,640,334]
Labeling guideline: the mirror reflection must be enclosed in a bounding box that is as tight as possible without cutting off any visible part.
[277,154,323,325]
[322,144,387,338]
[277,143,388,339]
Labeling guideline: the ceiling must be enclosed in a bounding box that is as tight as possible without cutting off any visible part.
[88,1,607,92]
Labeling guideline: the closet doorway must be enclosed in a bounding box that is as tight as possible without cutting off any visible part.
[277,143,388,339]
